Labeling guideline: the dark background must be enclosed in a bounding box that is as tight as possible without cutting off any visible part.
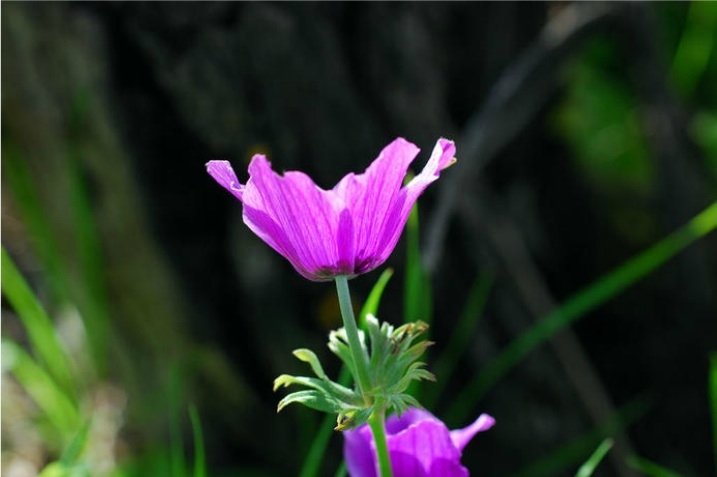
[2,2,716,476]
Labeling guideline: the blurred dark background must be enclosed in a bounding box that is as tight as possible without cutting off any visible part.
[2,2,716,476]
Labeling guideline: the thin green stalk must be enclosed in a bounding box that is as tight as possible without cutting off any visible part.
[335,276,392,477]
[334,276,372,397]
[367,402,393,477]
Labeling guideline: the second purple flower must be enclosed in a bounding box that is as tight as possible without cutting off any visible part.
[206,138,456,281]
[344,407,495,477]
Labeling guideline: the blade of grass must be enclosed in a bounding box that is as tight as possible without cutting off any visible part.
[334,461,348,477]
[299,271,393,477]
[710,352,717,474]
[669,1,717,99]
[2,140,69,305]
[169,365,186,477]
[2,247,77,399]
[509,396,649,477]
[448,201,717,424]
[627,456,684,477]
[3,339,82,440]
[359,268,394,328]
[188,405,206,477]
[60,419,92,465]
[38,461,90,477]
[575,438,613,477]
[404,203,432,400]
[404,203,432,326]
[425,271,493,408]
[66,90,111,373]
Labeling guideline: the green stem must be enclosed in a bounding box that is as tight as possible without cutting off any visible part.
[335,276,392,477]
[334,276,372,397]
[368,402,394,477]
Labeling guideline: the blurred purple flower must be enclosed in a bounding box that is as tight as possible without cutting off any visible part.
[344,408,495,477]
[206,138,455,281]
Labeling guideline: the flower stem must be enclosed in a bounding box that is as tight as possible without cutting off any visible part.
[334,276,392,477]
[334,276,372,397]
[368,402,393,477]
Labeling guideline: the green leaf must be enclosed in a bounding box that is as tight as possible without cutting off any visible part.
[574,438,613,477]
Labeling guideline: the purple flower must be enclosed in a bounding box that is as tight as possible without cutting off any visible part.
[206,138,456,281]
[344,408,495,477]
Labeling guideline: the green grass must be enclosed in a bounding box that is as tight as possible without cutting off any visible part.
[509,397,650,477]
[574,438,613,477]
[2,247,78,400]
[446,201,717,426]
[627,456,685,477]
[710,353,717,474]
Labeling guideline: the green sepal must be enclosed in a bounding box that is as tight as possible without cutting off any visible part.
[327,328,359,376]
[277,390,344,414]
[292,349,330,380]
[273,346,363,419]
[273,373,356,404]
[336,406,374,431]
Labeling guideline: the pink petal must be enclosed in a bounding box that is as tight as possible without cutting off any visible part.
[374,138,456,261]
[241,155,349,280]
[206,160,245,201]
[344,425,378,477]
[385,407,435,434]
[334,138,420,271]
[450,413,496,452]
[388,420,461,475]
[427,459,469,477]
[403,138,456,211]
